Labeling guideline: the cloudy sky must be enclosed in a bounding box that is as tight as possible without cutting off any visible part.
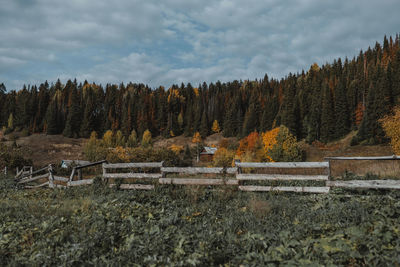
[1,0,399,90]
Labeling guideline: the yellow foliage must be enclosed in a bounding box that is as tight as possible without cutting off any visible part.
[380,106,400,154]
[142,129,152,147]
[211,120,221,133]
[103,130,114,148]
[213,147,235,167]
[193,88,199,97]
[170,130,175,137]
[169,144,184,155]
[262,127,280,161]
[192,132,202,144]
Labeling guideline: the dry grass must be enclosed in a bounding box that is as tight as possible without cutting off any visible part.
[329,160,400,178]
[248,198,271,218]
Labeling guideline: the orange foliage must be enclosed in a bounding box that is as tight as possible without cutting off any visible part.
[261,127,280,161]
[236,132,260,157]
[380,106,400,154]
[355,102,365,126]
[169,144,184,155]
[192,132,202,144]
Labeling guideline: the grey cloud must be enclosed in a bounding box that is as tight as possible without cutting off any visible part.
[1,0,400,90]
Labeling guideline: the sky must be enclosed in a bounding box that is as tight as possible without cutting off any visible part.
[0,0,399,91]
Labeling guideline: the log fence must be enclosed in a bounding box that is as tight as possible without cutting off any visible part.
[12,155,400,192]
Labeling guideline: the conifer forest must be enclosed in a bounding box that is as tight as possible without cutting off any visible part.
[1,35,400,145]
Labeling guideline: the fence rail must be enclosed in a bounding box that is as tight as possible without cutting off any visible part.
[12,157,400,192]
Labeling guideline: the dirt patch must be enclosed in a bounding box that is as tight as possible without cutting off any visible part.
[2,133,85,167]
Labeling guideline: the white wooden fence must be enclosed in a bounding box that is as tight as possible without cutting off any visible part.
[13,155,400,192]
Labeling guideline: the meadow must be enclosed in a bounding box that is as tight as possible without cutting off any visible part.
[1,176,400,266]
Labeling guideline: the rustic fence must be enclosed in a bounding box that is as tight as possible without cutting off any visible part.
[13,155,400,192]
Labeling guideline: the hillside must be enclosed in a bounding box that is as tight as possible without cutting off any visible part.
[0,130,394,168]
[0,36,399,149]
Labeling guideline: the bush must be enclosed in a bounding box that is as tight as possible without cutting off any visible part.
[213,148,235,167]
[267,126,303,162]
[0,143,32,170]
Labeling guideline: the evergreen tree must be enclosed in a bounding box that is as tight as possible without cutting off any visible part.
[334,79,350,139]
[63,85,81,138]
[200,111,209,138]
[320,84,335,142]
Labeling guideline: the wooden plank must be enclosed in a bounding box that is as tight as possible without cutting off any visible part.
[159,178,239,185]
[25,181,49,188]
[74,160,107,170]
[326,180,400,189]
[325,155,400,160]
[67,179,94,186]
[103,173,162,179]
[238,185,330,193]
[69,168,76,182]
[18,173,49,184]
[29,166,49,176]
[236,174,328,181]
[103,162,163,168]
[236,162,329,168]
[109,184,155,190]
[161,167,237,174]
[53,176,69,182]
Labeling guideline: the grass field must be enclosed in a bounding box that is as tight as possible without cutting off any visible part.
[1,176,400,266]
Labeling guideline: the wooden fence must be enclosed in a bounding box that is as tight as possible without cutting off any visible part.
[13,155,400,192]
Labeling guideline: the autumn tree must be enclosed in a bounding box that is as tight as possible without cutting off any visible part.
[261,127,280,162]
[192,131,202,162]
[103,130,114,148]
[267,126,302,162]
[126,129,138,147]
[380,106,400,154]
[211,120,221,133]
[142,129,152,147]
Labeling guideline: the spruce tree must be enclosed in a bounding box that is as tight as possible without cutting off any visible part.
[320,84,335,142]
[200,111,209,138]
[334,79,350,139]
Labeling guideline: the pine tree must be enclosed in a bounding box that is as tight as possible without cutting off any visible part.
[200,111,209,138]
[63,85,81,138]
[320,84,335,142]
[334,79,350,139]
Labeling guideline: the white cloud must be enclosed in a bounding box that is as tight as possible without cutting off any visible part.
[1,0,400,90]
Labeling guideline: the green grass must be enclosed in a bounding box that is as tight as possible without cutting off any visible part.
[1,177,400,265]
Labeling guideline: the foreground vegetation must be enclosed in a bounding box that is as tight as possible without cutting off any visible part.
[1,177,400,266]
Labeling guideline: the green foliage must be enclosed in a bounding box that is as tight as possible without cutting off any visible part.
[268,125,303,162]
[1,181,400,265]
[0,143,32,170]
[126,129,138,147]
[83,131,107,162]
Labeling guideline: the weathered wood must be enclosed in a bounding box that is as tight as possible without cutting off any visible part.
[69,168,76,182]
[236,162,329,168]
[236,174,328,181]
[109,184,155,190]
[238,185,330,193]
[78,169,82,180]
[74,160,107,170]
[103,162,164,169]
[159,178,239,185]
[103,173,162,179]
[25,181,49,188]
[326,180,400,189]
[53,176,69,182]
[67,179,94,186]
[18,173,49,184]
[161,167,237,174]
[325,155,400,160]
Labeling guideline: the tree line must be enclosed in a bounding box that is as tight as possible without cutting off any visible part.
[1,35,399,145]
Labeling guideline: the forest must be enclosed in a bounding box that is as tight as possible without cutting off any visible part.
[0,35,399,146]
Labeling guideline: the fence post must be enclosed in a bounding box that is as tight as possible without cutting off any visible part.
[78,169,82,180]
